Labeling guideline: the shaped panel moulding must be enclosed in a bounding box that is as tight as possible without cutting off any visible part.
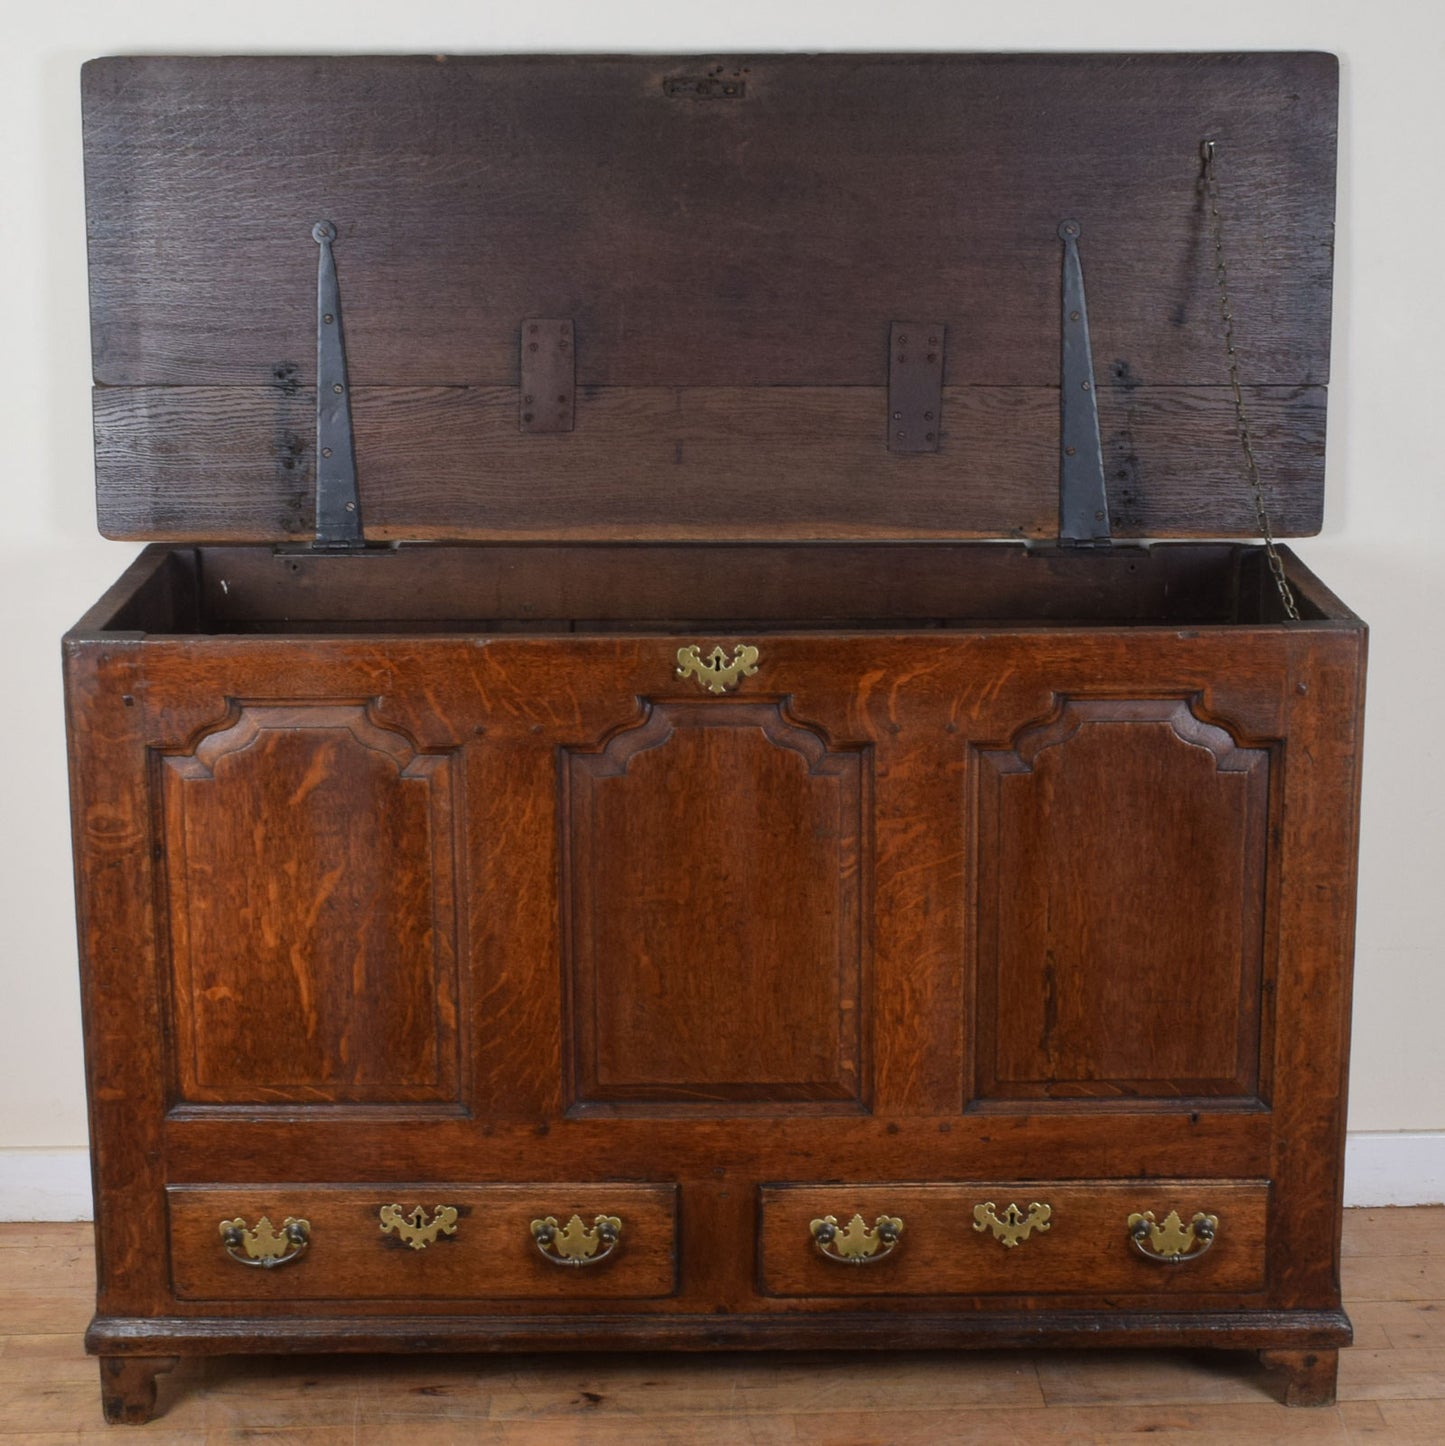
[563,700,870,1111]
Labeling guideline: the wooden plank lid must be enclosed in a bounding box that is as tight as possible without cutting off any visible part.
[83,53,1336,543]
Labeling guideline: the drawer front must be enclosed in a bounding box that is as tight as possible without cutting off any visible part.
[169,1183,677,1301]
[759,1180,1268,1297]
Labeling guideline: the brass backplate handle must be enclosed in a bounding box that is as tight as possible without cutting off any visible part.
[973,1201,1052,1248]
[676,643,760,694]
[379,1204,459,1251]
[531,1213,623,1266]
[810,1213,904,1264]
[1128,1209,1218,1264]
[219,1215,310,1268]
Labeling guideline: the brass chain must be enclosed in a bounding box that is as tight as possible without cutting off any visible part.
[1201,140,1301,621]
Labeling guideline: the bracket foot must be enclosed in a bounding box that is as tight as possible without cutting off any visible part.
[98,1355,180,1425]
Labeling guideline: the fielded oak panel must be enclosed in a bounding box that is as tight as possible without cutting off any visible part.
[973,697,1272,1103]
[159,704,463,1106]
[563,699,869,1109]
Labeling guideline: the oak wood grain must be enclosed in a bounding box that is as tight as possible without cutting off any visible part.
[759,1180,1269,1298]
[564,699,867,1108]
[182,541,1257,629]
[81,52,1335,543]
[167,1184,677,1302]
[83,55,1335,391]
[973,697,1272,1102]
[91,383,1327,543]
[159,704,463,1106]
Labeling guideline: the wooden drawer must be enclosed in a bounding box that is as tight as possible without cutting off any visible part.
[168,1183,677,1301]
[759,1180,1269,1297]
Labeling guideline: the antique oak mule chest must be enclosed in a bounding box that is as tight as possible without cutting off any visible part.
[67,54,1365,1422]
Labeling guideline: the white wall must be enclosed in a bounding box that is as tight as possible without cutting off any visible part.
[2,0,1442,1218]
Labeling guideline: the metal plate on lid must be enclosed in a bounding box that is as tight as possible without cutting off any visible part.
[519,320,576,434]
[888,322,945,454]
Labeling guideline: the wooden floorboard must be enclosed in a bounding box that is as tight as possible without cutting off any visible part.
[0,1208,1441,1442]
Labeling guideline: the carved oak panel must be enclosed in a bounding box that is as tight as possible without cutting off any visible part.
[159,704,462,1105]
[563,700,869,1109]
[973,698,1272,1103]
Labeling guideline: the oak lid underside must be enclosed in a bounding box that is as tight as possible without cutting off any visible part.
[82,53,1337,543]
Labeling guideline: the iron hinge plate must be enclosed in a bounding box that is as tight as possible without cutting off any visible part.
[887,321,944,453]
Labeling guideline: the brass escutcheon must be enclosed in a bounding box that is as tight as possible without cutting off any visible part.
[378,1204,459,1251]
[1128,1209,1219,1264]
[531,1213,623,1266]
[218,1215,310,1268]
[675,643,760,694]
[973,1201,1052,1248]
[809,1213,904,1264]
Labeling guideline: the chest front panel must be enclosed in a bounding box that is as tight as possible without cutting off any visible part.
[138,631,1292,1134]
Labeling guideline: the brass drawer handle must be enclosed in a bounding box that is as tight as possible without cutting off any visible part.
[379,1204,459,1251]
[531,1213,623,1266]
[809,1213,904,1264]
[973,1201,1052,1248]
[1128,1209,1218,1264]
[219,1215,310,1268]
[676,643,760,694]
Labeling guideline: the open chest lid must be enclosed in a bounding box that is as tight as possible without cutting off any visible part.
[82,52,1336,546]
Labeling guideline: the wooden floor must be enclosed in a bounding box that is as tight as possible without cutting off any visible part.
[2,1208,1442,1442]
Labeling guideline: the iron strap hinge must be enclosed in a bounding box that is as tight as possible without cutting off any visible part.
[311,220,365,550]
[1057,220,1112,547]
